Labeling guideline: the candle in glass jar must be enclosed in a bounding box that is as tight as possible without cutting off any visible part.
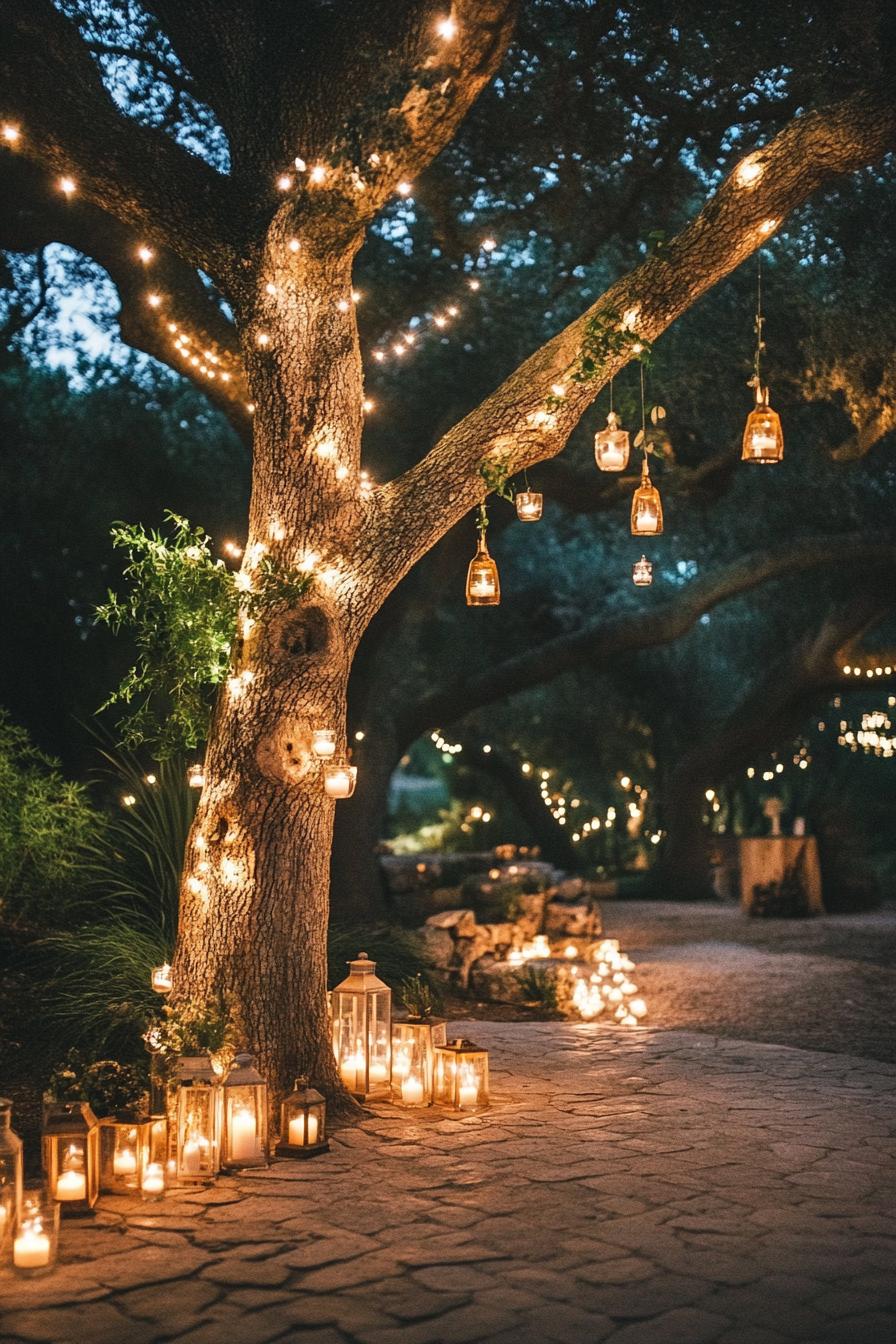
[750,432,777,456]
[289,1112,318,1146]
[312,729,337,759]
[228,1106,257,1162]
[55,1169,86,1201]
[458,1082,478,1108]
[392,1046,411,1081]
[470,577,496,598]
[401,1075,425,1105]
[181,1134,209,1174]
[368,1061,388,1084]
[14,1227,50,1269]
[141,1162,165,1196]
[113,1147,137,1177]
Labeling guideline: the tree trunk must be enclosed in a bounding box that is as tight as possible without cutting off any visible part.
[330,724,399,921]
[174,233,367,1106]
[656,758,716,900]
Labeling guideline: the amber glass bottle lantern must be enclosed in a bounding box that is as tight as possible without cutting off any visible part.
[594,410,630,471]
[742,389,783,463]
[0,1098,23,1249]
[466,534,500,606]
[42,1101,99,1215]
[433,1039,490,1112]
[392,1017,447,1107]
[331,952,392,1100]
[99,1118,153,1193]
[275,1077,329,1158]
[221,1051,268,1170]
[515,491,543,522]
[175,1054,222,1182]
[632,555,653,587]
[323,759,357,798]
[631,462,663,536]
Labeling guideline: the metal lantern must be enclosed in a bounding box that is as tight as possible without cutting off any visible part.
[742,390,783,463]
[594,411,630,471]
[630,465,663,536]
[331,951,392,1100]
[275,1076,329,1158]
[99,1118,153,1193]
[42,1101,100,1215]
[632,554,653,587]
[515,491,543,522]
[221,1051,268,1170]
[466,535,500,606]
[312,728,337,759]
[433,1038,490,1112]
[175,1054,222,1182]
[392,1017,447,1107]
[323,760,357,798]
[0,1097,23,1249]
[12,1192,59,1278]
[151,962,172,993]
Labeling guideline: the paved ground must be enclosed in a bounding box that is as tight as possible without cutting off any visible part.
[2,1022,894,1344]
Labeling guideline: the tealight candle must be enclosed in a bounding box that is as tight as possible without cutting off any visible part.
[401,1075,425,1106]
[113,1147,137,1177]
[141,1162,165,1199]
[55,1169,86,1201]
[14,1227,50,1269]
[458,1082,479,1109]
[288,1112,318,1146]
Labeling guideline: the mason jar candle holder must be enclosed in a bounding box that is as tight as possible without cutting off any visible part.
[312,728,337,759]
[13,1192,59,1278]
[323,760,357,798]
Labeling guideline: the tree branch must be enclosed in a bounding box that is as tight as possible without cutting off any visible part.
[367,90,896,600]
[0,0,242,280]
[399,533,896,742]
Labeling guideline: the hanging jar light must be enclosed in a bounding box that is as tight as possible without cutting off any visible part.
[187,762,205,789]
[515,470,543,522]
[594,380,630,471]
[221,1051,268,1170]
[631,366,663,536]
[323,759,357,798]
[311,728,337,759]
[466,505,500,605]
[632,555,653,586]
[742,249,783,463]
[151,963,172,994]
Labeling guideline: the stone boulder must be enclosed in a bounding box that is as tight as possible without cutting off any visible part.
[417,926,454,969]
[543,900,599,938]
[424,908,478,937]
[513,891,549,938]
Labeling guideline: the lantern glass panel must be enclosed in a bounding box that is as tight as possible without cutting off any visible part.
[175,1056,222,1182]
[433,1039,490,1112]
[12,1192,59,1277]
[221,1052,268,1169]
[276,1077,329,1157]
[99,1119,152,1193]
[42,1103,99,1214]
[391,1019,446,1106]
[331,953,392,1099]
[630,478,663,535]
[0,1098,23,1248]
[742,403,783,463]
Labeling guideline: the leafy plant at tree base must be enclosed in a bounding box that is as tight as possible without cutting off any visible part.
[96,512,312,756]
[144,992,241,1081]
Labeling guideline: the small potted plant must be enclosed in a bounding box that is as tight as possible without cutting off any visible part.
[47,1054,151,1195]
[391,975,447,1107]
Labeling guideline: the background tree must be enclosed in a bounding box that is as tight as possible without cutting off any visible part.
[2,0,895,1102]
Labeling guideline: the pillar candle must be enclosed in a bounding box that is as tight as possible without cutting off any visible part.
[14,1228,50,1269]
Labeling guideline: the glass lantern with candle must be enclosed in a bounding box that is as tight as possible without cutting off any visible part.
[515,491,543,523]
[594,411,630,471]
[151,963,172,994]
[221,1051,268,1170]
[312,728,337,759]
[99,1118,152,1194]
[175,1054,222,1182]
[391,1016,447,1107]
[42,1101,99,1215]
[275,1077,329,1158]
[331,952,392,1100]
[632,554,653,587]
[12,1192,59,1278]
[741,390,784,463]
[465,535,500,606]
[323,759,357,798]
[0,1097,23,1251]
[433,1039,490,1113]
[630,465,663,536]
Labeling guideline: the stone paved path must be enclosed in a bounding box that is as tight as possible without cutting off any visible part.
[2,1023,895,1344]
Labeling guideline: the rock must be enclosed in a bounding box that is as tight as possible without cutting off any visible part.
[479,922,515,952]
[514,891,549,937]
[418,926,454,968]
[452,928,494,988]
[469,960,528,1003]
[554,877,586,902]
[544,899,598,937]
[425,908,477,937]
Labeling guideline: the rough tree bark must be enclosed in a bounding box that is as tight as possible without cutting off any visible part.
[3,0,895,1103]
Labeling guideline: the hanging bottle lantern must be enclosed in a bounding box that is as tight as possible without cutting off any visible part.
[742,249,783,463]
[465,505,500,605]
[631,462,663,536]
[632,555,653,586]
[515,491,543,522]
[594,382,630,472]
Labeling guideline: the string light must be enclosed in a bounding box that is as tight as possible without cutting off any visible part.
[436,15,457,39]
[396,181,413,197]
[277,174,294,191]
[288,238,301,252]
[136,245,154,263]
[2,124,20,143]
[58,176,76,196]
[736,155,764,187]
[309,165,326,184]
[146,292,161,308]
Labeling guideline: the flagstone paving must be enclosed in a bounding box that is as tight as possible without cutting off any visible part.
[2,1023,894,1343]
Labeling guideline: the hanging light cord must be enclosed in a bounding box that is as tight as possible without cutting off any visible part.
[754,249,764,391]
[640,362,648,475]
[609,376,614,417]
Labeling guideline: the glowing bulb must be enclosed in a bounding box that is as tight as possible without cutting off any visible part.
[397,181,413,197]
[336,298,350,312]
[146,292,161,308]
[2,124,20,143]
[294,157,307,172]
[316,439,337,460]
[277,174,294,191]
[137,245,154,263]
[288,237,300,252]
[373,350,385,362]
[362,398,375,412]
[309,164,326,184]
[436,16,457,38]
[256,331,270,346]
[58,176,76,196]
[759,218,779,235]
[335,464,349,481]
[481,237,496,252]
[736,157,763,187]
[550,383,566,398]
[468,278,481,291]
[265,282,278,295]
